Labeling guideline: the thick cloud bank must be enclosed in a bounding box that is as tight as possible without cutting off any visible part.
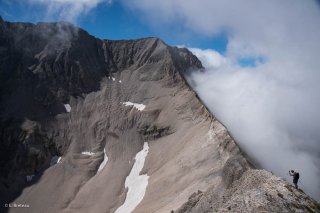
[122,0,320,200]
[188,47,320,200]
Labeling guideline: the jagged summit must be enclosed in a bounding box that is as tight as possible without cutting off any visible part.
[0,20,318,213]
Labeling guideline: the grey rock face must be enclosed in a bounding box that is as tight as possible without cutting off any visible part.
[0,19,318,213]
[176,170,320,213]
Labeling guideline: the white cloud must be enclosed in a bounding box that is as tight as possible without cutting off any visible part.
[28,0,111,23]
[187,45,320,201]
[122,0,320,200]
[187,48,227,70]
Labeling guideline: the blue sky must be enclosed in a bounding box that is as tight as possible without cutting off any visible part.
[0,0,227,53]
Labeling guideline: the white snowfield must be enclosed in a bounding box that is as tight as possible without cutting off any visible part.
[115,142,149,213]
[97,148,108,173]
[112,77,116,81]
[81,151,95,156]
[64,104,71,112]
[122,102,146,111]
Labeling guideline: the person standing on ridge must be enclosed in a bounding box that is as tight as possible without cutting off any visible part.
[289,170,300,189]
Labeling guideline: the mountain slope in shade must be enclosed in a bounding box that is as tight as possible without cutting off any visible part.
[0,19,319,213]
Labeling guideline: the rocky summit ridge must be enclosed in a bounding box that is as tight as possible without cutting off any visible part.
[0,19,319,213]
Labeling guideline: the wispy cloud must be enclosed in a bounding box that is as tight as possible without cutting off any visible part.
[27,0,111,23]
[122,0,320,200]
[16,0,112,45]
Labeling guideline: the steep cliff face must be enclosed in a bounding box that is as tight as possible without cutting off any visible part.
[0,21,110,204]
[0,19,318,213]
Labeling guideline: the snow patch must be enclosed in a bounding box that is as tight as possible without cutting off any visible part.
[122,102,146,111]
[119,80,122,83]
[81,151,95,156]
[64,104,71,112]
[112,77,116,81]
[115,142,149,213]
[57,157,62,163]
[50,155,62,166]
[97,148,108,173]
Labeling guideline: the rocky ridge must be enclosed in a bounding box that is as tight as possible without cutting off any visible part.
[177,170,320,213]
